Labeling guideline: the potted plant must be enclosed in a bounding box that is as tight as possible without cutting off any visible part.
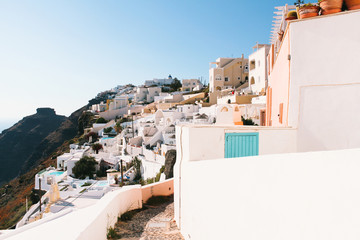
[319,0,343,15]
[344,0,360,9]
[285,10,298,21]
[298,3,320,19]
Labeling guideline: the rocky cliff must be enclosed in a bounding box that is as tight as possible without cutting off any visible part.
[0,108,67,186]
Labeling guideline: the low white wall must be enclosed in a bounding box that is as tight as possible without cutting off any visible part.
[5,180,174,240]
[176,125,297,161]
[217,94,236,104]
[175,148,360,240]
[78,187,142,240]
[99,107,128,121]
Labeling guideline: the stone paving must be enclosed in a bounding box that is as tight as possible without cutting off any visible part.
[113,199,183,240]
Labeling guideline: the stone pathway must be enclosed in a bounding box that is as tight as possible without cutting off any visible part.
[113,198,183,240]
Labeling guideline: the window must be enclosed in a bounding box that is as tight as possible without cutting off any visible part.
[215,75,222,81]
[193,82,195,85]
[238,77,241,80]
[224,77,229,82]
[250,60,256,70]
[251,77,255,84]
[240,65,242,68]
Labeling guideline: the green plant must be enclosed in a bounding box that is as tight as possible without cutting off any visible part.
[170,78,182,92]
[96,169,107,178]
[86,132,98,143]
[72,156,97,179]
[146,178,154,184]
[81,182,92,187]
[133,157,142,180]
[103,127,113,134]
[241,116,256,126]
[92,143,103,154]
[155,166,165,182]
[96,117,108,124]
[114,121,123,133]
[106,226,119,239]
[29,188,40,204]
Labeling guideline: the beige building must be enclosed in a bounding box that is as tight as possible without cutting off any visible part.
[209,55,249,93]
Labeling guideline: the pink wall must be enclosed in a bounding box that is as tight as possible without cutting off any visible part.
[268,27,291,127]
[141,179,174,203]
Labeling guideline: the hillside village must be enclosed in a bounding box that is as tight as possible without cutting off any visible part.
[1,2,360,240]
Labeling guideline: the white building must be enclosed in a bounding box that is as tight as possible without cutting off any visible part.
[56,146,90,176]
[134,86,161,103]
[108,96,128,111]
[248,43,271,95]
[154,93,183,103]
[144,75,174,86]
[91,102,107,112]
[181,79,203,92]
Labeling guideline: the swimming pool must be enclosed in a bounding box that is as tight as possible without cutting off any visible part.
[49,171,65,176]
[102,137,114,140]
[95,181,109,187]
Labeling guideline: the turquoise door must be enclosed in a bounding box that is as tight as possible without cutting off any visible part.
[225,132,259,158]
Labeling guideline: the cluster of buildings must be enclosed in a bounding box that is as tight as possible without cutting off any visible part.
[4,3,360,240]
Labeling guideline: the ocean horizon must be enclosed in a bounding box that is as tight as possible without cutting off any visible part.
[0,120,18,133]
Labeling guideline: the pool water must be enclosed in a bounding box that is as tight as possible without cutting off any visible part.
[49,171,65,176]
[102,137,114,140]
[95,181,109,187]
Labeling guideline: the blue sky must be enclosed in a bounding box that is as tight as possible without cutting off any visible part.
[0,0,290,131]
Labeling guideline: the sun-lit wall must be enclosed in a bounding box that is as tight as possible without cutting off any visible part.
[175,148,360,240]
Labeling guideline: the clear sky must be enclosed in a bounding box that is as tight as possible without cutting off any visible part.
[0,0,290,132]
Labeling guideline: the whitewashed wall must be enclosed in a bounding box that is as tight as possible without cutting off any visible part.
[174,148,360,240]
[4,180,174,240]
[288,11,360,128]
[99,106,128,120]
[175,125,297,162]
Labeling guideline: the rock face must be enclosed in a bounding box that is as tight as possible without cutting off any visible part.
[0,108,67,186]
[164,150,176,179]
[21,106,87,175]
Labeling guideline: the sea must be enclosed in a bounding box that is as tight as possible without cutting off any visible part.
[0,120,17,134]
